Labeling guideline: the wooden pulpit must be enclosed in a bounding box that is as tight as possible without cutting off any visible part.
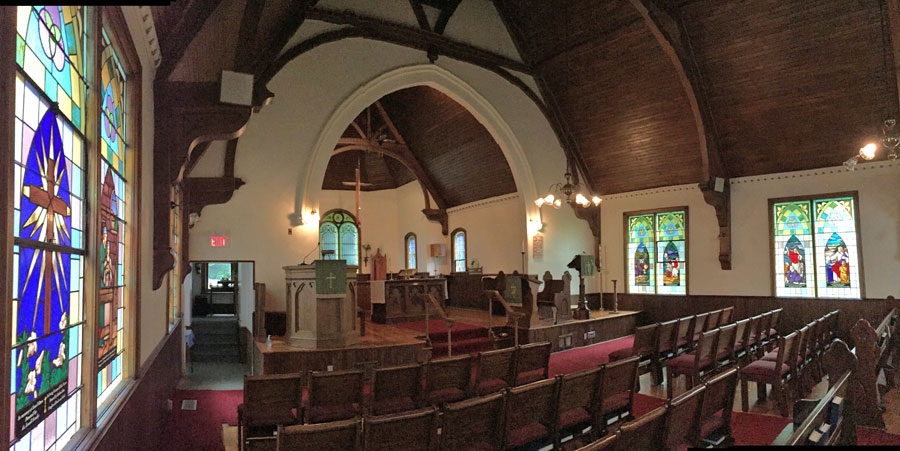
[283,260,359,349]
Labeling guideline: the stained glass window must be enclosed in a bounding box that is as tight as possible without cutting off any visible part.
[12,6,86,449]
[96,26,127,405]
[318,210,359,266]
[452,229,466,272]
[405,233,417,270]
[626,210,687,295]
[771,195,861,299]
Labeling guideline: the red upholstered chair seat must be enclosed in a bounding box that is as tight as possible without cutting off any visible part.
[676,338,690,348]
[506,422,549,448]
[475,378,509,396]
[559,407,591,429]
[741,360,790,377]
[601,392,630,414]
[667,353,713,372]
[373,397,416,416]
[307,404,359,423]
[732,340,744,351]
[516,369,546,386]
[425,387,466,405]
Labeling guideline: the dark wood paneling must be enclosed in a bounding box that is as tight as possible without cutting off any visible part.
[254,341,426,381]
[92,324,183,451]
[680,0,893,177]
[588,293,893,345]
[526,312,638,352]
[379,87,517,206]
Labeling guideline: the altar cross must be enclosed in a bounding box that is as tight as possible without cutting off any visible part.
[25,139,71,336]
[326,272,336,289]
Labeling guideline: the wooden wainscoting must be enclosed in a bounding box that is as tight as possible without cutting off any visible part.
[91,321,183,451]
[588,293,893,344]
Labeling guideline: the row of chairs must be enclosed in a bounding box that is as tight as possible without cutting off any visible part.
[238,342,552,450]
[664,308,784,399]
[272,354,644,450]
[740,310,839,417]
[609,306,737,387]
[577,367,739,451]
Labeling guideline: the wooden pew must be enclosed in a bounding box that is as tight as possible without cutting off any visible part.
[536,271,573,324]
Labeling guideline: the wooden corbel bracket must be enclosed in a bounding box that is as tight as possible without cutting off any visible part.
[700,178,732,270]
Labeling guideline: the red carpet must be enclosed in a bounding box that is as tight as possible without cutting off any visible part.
[548,336,634,376]
[858,425,900,445]
[165,390,242,450]
[399,320,493,357]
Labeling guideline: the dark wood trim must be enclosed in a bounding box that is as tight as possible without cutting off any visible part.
[404,232,417,269]
[155,0,223,81]
[887,0,900,120]
[234,0,266,73]
[451,227,467,271]
[408,0,431,32]
[699,178,731,270]
[767,191,864,299]
[621,206,690,296]
[0,7,17,448]
[304,8,529,72]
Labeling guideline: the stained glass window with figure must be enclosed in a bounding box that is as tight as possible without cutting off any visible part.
[626,209,688,295]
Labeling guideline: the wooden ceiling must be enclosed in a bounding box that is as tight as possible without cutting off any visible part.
[497,0,896,192]
[323,86,518,207]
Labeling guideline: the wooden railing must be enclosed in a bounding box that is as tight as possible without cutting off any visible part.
[416,293,455,357]
[774,303,900,445]
[484,290,525,347]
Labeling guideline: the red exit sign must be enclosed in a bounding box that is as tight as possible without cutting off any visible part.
[210,236,227,247]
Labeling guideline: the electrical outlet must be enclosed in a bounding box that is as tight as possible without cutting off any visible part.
[587,330,596,339]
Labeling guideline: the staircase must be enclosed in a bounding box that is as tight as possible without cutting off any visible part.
[190,317,240,363]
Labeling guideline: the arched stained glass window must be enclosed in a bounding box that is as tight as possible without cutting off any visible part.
[452,229,467,272]
[96,25,128,406]
[12,6,86,448]
[405,233,417,270]
[770,195,861,299]
[627,214,655,294]
[319,210,359,266]
[626,209,688,295]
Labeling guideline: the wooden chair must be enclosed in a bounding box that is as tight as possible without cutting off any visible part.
[719,307,734,327]
[745,315,764,356]
[276,417,361,451]
[514,341,552,386]
[307,369,364,423]
[372,363,424,416]
[691,313,710,346]
[666,329,720,399]
[731,319,750,362]
[575,433,617,451]
[663,385,705,450]
[807,319,825,381]
[706,310,722,331]
[555,367,603,447]
[439,391,505,451]
[597,355,639,433]
[715,324,738,369]
[674,316,694,353]
[424,355,471,405]
[238,373,304,451]
[362,407,438,451]
[474,347,516,395]
[503,378,559,449]
[616,405,668,451]
[654,320,678,384]
[697,367,738,447]
[740,331,799,417]
[768,308,782,340]
[609,323,659,389]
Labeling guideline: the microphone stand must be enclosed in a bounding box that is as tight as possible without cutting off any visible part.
[301,241,321,265]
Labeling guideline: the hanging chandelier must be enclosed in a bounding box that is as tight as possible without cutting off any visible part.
[534,172,601,209]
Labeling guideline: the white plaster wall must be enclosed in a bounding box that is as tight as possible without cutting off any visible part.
[187,139,227,178]
[188,39,591,312]
[447,194,527,274]
[123,7,168,367]
[598,161,900,298]
[237,262,254,329]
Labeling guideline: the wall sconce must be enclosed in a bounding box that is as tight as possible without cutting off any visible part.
[363,243,372,265]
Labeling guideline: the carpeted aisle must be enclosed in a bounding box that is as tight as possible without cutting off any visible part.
[166,389,243,451]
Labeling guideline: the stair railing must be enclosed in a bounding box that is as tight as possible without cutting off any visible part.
[418,294,455,357]
[484,290,524,348]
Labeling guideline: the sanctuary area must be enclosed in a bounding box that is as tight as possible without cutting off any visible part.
[2,1,900,450]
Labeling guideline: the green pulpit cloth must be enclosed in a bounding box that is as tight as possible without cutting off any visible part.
[315,260,346,295]
[580,255,596,277]
[504,276,523,305]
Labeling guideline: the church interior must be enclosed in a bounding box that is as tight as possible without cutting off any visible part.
[4,1,900,450]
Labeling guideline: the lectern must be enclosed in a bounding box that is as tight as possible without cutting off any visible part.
[567,254,594,320]
[283,260,359,349]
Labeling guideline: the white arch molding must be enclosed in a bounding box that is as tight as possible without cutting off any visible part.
[294,64,542,232]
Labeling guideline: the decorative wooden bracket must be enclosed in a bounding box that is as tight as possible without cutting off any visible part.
[422,208,449,235]
[850,318,886,429]
[152,81,252,290]
[700,177,732,270]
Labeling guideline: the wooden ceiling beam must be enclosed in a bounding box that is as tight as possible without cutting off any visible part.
[303,8,530,73]
[155,0,224,81]
[234,0,267,73]
[408,0,432,31]
[627,0,731,270]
